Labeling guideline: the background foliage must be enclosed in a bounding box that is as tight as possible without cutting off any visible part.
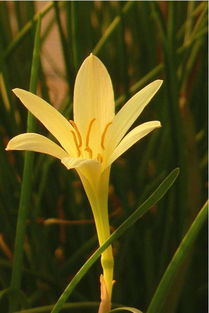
[0,1,207,313]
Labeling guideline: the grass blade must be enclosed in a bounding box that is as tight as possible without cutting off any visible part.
[3,2,55,59]
[93,1,135,55]
[146,200,208,313]
[14,302,100,313]
[9,18,41,312]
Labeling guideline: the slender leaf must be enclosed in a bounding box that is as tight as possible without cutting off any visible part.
[146,201,208,313]
[93,1,135,55]
[9,18,41,313]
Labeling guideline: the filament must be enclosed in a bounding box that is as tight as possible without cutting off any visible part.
[101,122,112,149]
[70,131,81,156]
[85,146,93,159]
[70,120,82,147]
[97,153,103,163]
[85,118,96,148]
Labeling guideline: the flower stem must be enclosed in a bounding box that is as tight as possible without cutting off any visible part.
[77,167,114,312]
[94,209,114,302]
[91,168,114,312]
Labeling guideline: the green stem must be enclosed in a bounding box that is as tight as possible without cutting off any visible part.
[9,18,41,313]
[78,167,114,311]
[93,168,114,304]
[94,204,114,303]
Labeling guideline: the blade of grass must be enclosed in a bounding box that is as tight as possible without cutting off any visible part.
[0,2,13,45]
[115,64,163,108]
[179,3,207,88]
[53,1,73,96]
[115,14,207,109]
[0,72,17,134]
[51,168,179,313]
[70,2,80,71]
[93,1,135,55]
[146,200,208,313]
[14,302,100,313]
[3,2,63,60]
[9,18,41,312]
[116,2,130,101]
[152,2,187,234]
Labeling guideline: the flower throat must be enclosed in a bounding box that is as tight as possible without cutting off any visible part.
[70,119,112,162]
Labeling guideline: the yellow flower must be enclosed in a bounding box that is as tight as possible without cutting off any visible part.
[6,54,162,310]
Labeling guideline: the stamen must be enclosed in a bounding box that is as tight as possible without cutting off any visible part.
[85,118,96,148]
[70,131,81,156]
[101,122,112,149]
[85,147,93,159]
[97,153,103,163]
[70,120,82,147]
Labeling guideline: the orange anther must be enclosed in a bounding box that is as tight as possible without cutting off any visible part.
[101,122,112,149]
[70,120,82,147]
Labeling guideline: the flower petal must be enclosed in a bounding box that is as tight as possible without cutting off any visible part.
[73,54,115,139]
[6,133,69,159]
[13,88,76,155]
[106,80,163,153]
[107,121,161,166]
[61,156,100,171]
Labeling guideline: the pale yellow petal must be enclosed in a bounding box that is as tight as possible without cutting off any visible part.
[6,133,69,159]
[13,88,76,155]
[105,80,163,153]
[107,121,161,166]
[61,156,100,171]
[73,54,115,142]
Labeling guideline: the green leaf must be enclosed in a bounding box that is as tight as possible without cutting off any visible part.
[13,302,99,313]
[146,200,208,313]
[93,1,135,55]
[51,168,180,313]
[0,288,28,308]
[9,17,41,313]
[3,2,55,59]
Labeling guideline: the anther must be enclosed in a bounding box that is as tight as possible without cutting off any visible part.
[101,122,112,149]
[70,120,82,147]
[97,153,103,163]
[70,131,81,156]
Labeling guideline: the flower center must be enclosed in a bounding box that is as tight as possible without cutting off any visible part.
[70,119,112,162]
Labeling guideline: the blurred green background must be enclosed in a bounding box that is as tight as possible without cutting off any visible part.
[0,1,207,313]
